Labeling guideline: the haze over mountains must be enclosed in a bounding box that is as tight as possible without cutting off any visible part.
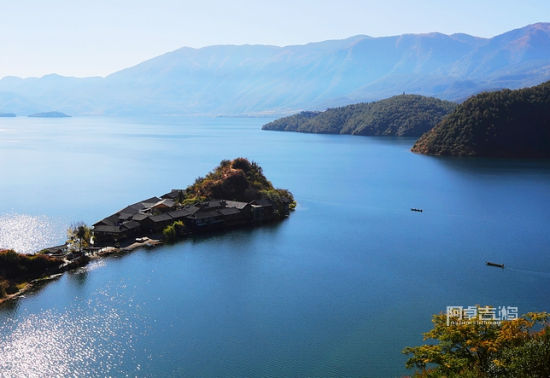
[1,23,550,116]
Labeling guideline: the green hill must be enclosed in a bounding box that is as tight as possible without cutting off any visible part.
[182,158,296,217]
[412,81,550,157]
[262,95,456,137]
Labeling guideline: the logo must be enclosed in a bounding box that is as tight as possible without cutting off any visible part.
[446,305,518,326]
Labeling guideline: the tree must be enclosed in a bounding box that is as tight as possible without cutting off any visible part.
[162,221,186,243]
[67,222,92,252]
[403,309,550,377]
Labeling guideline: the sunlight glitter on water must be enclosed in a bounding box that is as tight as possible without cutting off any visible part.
[0,213,65,253]
[0,287,145,376]
[0,308,130,375]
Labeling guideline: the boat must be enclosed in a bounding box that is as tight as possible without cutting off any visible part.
[411,208,423,212]
[486,261,505,269]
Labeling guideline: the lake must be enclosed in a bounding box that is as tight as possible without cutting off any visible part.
[1,116,550,377]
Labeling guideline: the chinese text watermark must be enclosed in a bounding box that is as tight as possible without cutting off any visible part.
[446,305,518,326]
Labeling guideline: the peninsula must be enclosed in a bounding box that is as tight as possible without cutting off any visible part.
[28,111,71,118]
[92,157,295,245]
[412,80,550,157]
[0,158,295,303]
[262,95,456,137]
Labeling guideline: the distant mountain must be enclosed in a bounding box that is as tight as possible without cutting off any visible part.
[262,95,456,136]
[1,23,550,116]
[411,81,550,157]
[28,111,71,118]
[0,112,16,117]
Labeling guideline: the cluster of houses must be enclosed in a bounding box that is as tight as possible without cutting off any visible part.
[92,189,277,245]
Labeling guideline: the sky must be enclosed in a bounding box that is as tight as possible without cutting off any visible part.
[0,0,548,78]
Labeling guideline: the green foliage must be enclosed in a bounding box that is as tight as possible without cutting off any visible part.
[403,310,550,377]
[162,221,186,243]
[180,158,295,217]
[0,249,62,283]
[260,189,295,216]
[67,222,92,252]
[412,80,550,157]
[262,95,456,136]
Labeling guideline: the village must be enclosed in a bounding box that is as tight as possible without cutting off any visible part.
[40,189,283,261]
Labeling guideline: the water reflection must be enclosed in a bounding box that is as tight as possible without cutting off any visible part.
[0,286,147,376]
[187,220,286,245]
[432,155,550,176]
[0,213,66,253]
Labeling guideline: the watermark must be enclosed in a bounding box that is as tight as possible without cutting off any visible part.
[446,305,518,326]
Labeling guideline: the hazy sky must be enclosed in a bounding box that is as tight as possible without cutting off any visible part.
[0,0,547,78]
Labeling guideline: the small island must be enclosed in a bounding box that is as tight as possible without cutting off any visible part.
[0,158,295,303]
[28,111,71,118]
[0,112,16,117]
[412,80,550,157]
[262,94,456,137]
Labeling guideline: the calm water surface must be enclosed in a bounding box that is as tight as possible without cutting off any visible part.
[1,116,550,376]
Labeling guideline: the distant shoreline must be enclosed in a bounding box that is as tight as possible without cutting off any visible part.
[28,111,71,118]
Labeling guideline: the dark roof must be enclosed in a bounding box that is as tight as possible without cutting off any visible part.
[198,200,226,209]
[161,189,184,200]
[117,203,145,215]
[117,196,161,215]
[225,200,249,209]
[140,196,162,205]
[169,206,199,219]
[119,212,134,221]
[218,207,242,216]
[152,199,176,208]
[94,225,122,233]
[93,214,119,227]
[192,210,223,220]
[132,213,148,221]
[149,213,173,223]
[122,220,141,230]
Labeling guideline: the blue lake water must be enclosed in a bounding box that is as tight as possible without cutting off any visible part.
[1,116,550,376]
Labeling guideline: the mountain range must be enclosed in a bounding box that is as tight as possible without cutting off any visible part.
[1,23,550,116]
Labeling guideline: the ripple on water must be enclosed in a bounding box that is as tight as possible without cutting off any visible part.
[0,213,65,253]
[0,288,146,375]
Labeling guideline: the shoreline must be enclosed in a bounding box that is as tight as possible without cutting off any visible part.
[1,218,289,306]
[0,237,164,306]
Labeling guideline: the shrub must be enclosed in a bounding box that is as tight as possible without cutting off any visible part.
[260,189,296,216]
[231,157,252,172]
[403,310,550,377]
[0,249,62,281]
[162,221,186,243]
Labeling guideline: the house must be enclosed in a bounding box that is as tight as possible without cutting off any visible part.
[141,213,174,233]
[168,206,200,222]
[161,189,185,202]
[93,196,161,243]
[93,225,124,243]
[188,208,225,228]
[150,199,177,214]
[251,199,275,221]
[92,191,282,245]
